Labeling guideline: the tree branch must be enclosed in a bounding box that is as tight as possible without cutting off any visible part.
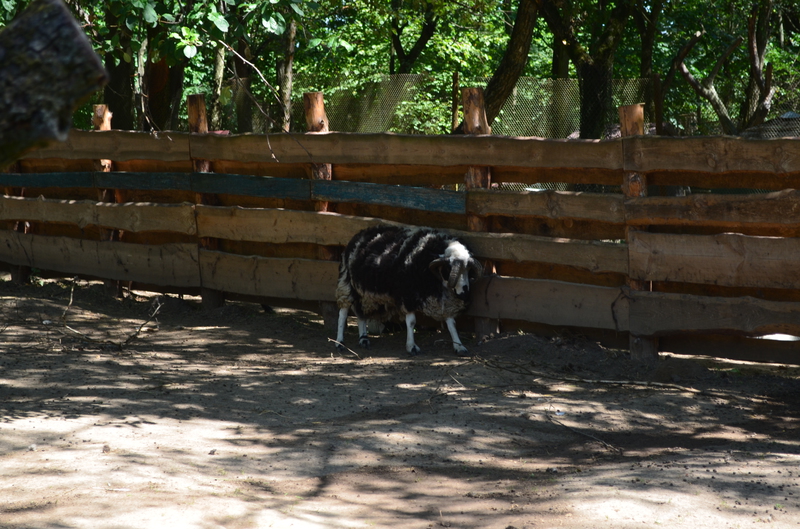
[676,32,741,135]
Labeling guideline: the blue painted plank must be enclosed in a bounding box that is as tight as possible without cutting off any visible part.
[2,172,464,213]
[96,172,193,191]
[192,173,311,201]
[312,180,465,214]
[0,172,95,188]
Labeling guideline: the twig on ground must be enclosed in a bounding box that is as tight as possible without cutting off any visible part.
[52,280,162,351]
[474,355,702,394]
[327,338,361,359]
[545,408,623,454]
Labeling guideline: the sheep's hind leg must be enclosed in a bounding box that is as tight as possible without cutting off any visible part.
[335,307,349,351]
[405,312,421,355]
[445,317,469,356]
[357,318,370,348]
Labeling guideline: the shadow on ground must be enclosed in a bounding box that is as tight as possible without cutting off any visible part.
[2,278,800,528]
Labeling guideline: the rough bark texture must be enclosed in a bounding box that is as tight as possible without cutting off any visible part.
[0,0,108,167]
[390,0,438,75]
[277,20,297,133]
[540,0,634,139]
[481,0,540,126]
[103,9,134,130]
[452,0,540,134]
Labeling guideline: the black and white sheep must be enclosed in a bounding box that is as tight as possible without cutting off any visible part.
[335,225,482,356]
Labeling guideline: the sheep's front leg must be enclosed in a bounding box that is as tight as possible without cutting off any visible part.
[335,307,349,351]
[357,317,370,348]
[405,312,421,355]
[445,317,469,356]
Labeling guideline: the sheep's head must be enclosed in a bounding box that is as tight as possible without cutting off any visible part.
[429,240,482,297]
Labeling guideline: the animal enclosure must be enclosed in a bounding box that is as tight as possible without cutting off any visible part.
[2,105,799,364]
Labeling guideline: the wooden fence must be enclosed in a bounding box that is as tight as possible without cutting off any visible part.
[2,107,800,365]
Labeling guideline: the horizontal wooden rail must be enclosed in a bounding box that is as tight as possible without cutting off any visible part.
[22,130,192,161]
[624,287,800,337]
[0,196,629,275]
[0,195,197,234]
[21,130,800,176]
[0,172,628,222]
[468,276,627,331]
[468,189,625,223]
[2,227,799,346]
[199,251,338,301]
[625,189,800,228]
[624,136,800,174]
[628,231,800,289]
[0,231,200,286]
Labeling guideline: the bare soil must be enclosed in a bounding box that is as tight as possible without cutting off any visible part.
[2,277,800,529]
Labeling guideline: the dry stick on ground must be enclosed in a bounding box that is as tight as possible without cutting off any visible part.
[55,279,162,350]
[545,408,623,454]
[327,338,362,360]
[474,356,704,394]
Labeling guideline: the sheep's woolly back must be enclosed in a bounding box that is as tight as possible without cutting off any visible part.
[336,225,474,322]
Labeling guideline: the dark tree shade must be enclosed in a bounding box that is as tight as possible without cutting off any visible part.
[0,0,108,168]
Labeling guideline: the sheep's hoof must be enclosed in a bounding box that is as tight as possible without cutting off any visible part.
[407,345,422,356]
[358,335,370,349]
[454,345,470,357]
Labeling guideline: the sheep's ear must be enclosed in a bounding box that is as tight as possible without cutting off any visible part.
[468,258,483,279]
[429,258,448,283]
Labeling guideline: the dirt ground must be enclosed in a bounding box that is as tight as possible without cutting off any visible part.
[2,276,800,529]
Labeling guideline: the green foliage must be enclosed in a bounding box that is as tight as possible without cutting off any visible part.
[0,0,797,135]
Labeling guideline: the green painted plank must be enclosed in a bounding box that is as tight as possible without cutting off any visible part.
[312,180,465,214]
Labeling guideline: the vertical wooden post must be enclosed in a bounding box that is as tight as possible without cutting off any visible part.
[303,92,339,330]
[189,94,224,309]
[304,92,333,212]
[462,87,498,341]
[619,103,658,365]
[93,104,123,297]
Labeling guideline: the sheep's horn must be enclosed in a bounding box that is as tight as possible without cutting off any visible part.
[468,258,483,278]
[429,258,447,283]
[448,260,464,289]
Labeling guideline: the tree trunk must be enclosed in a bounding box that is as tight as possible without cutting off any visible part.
[540,0,634,139]
[145,57,186,131]
[453,0,540,133]
[277,20,297,132]
[390,0,438,74]
[482,0,540,125]
[210,44,226,131]
[549,36,572,138]
[0,0,108,167]
[103,11,134,130]
[577,60,614,139]
[634,0,664,121]
[234,38,253,133]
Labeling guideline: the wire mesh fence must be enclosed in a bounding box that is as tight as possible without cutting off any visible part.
[217,73,800,141]
[218,74,655,138]
[212,73,799,195]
